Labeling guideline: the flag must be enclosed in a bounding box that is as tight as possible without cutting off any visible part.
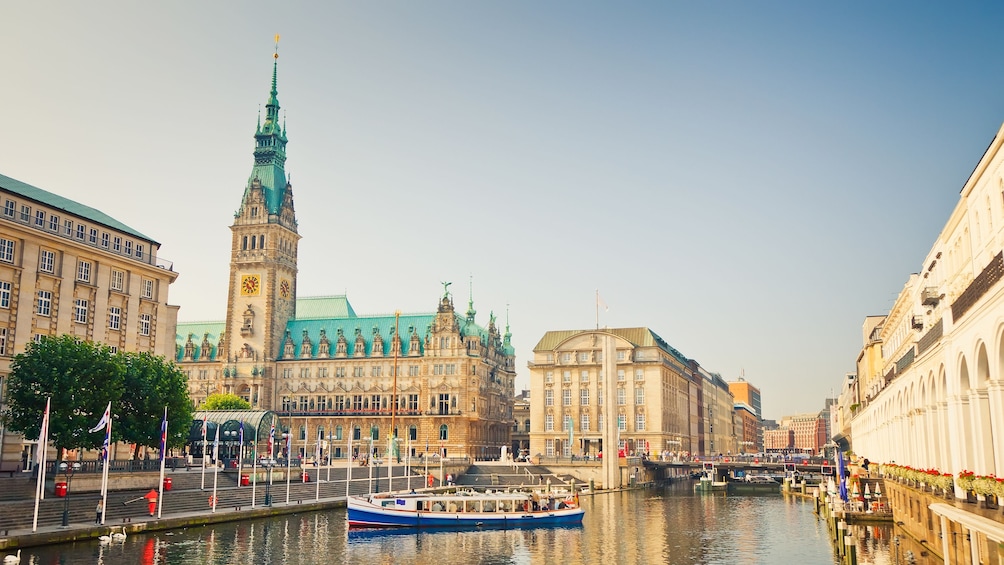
[268,421,276,457]
[35,400,50,469]
[89,402,111,433]
[213,425,221,461]
[158,408,168,462]
[239,422,245,452]
[836,451,848,502]
[315,428,322,463]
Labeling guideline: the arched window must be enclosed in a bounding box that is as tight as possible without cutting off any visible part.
[439,424,449,441]
[299,425,306,441]
[408,425,418,441]
[370,426,380,441]
[352,426,361,441]
[335,425,343,440]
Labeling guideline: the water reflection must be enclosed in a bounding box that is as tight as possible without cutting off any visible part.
[14,483,895,564]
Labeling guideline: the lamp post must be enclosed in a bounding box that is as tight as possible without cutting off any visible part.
[59,461,82,527]
[263,458,275,506]
[224,430,236,461]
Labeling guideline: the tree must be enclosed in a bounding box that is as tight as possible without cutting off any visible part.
[2,335,124,462]
[117,352,194,459]
[203,393,251,411]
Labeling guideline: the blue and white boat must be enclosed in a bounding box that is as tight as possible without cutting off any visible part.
[347,489,584,529]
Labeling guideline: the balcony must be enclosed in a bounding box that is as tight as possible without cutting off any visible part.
[921,287,941,306]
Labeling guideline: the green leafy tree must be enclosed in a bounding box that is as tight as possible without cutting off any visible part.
[202,393,251,411]
[2,335,124,464]
[117,352,194,459]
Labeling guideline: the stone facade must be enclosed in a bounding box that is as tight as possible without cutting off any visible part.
[176,52,516,461]
[0,173,179,467]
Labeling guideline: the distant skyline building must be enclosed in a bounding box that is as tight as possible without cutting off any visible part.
[174,48,515,460]
[0,172,179,467]
[728,378,762,451]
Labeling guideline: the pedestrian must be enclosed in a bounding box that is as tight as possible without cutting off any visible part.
[95,500,104,524]
[427,473,434,488]
[446,473,453,486]
[143,488,158,516]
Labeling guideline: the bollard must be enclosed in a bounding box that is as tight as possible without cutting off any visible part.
[836,521,846,556]
[844,534,856,565]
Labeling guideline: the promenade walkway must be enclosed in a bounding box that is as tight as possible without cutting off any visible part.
[0,462,451,551]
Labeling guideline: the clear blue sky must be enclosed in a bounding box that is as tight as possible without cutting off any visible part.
[6,3,1004,420]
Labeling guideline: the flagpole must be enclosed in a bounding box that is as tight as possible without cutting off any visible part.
[596,289,599,330]
[157,406,167,518]
[211,425,220,513]
[326,430,332,483]
[285,429,292,504]
[315,429,321,501]
[31,397,50,532]
[237,422,244,488]
[345,432,353,498]
[302,417,308,484]
[201,414,208,490]
[100,402,112,524]
[251,444,257,508]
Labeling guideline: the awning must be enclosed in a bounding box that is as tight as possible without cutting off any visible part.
[189,410,278,444]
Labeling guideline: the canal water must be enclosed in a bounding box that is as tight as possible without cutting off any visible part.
[14,482,896,564]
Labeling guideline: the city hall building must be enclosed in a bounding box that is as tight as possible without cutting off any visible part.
[175,52,516,461]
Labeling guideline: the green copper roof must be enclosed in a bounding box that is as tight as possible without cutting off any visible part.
[295,296,357,319]
[175,321,225,362]
[534,327,690,367]
[0,172,155,242]
[284,313,436,357]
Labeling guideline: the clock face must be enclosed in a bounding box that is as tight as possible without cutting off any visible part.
[279,279,290,299]
[240,274,261,296]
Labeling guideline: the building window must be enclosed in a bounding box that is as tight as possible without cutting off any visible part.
[544,414,554,431]
[617,350,626,361]
[598,387,603,405]
[139,313,151,336]
[101,233,109,248]
[49,215,59,231]
[110,270,124,291]
[3,200,13,218]
[0,238,14,263]
[352,366,363,377]
[39,250,55,273]
[617,369,625,381]
[0,327,6,355]
[136,244,143,259]
[63,220,72,236]
[335,367,345,378]
[283,368,293,379]
[562,415,571,431]
[580,388,589,406]
[618,415,627,431]
[636,413,646,431]
[0,281,9,308]
[113,237,121,252]
[580,370,589,382]
[578,352,589,362]
[439,424,448,441]
[544,389,553,406]
[545,439,554,457]
[37,290,52,317]
[19,205,30,222]
[561,353,571,362]
[77,260,91,283]
[617,388,626,406]
[75,224,85,240]
[124,241,133,255]
[562,371,571,383]
[142,279,153,299]
[89,228,98,244]
[635,369,644,380]
[545,371,553,383]
[580,413,590,432]
[598,414,604,430]
[562,388,571,406]
[74,299,88,323]
[34,210,45,227]
[33,334,44,344]
[109,307,121,330]
[635,387,645,405]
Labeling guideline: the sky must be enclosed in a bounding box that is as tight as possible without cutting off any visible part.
[6,2,1004,421]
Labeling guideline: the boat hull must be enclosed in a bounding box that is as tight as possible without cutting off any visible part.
[347,495,584,529]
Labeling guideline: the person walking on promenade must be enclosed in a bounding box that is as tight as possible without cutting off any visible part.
[95,500,104,524]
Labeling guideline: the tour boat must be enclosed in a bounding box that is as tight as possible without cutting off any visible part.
[347,489,585,529]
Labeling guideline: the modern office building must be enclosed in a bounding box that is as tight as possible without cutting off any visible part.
[728,377,762,451]
[0,172,179,468]
[175,50,516,460]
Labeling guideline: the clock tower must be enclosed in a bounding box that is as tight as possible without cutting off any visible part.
[223,41,299,405]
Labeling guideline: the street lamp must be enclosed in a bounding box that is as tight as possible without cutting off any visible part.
[223,430,236,461]
[262,458,275,506]
[59,461,82,527]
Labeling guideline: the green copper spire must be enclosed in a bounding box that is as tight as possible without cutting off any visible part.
[466,275,476,323]
[245,36,289,215]
[503,305,511,349]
